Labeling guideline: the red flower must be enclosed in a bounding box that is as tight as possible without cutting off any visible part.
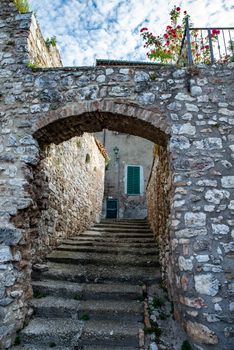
[176,7,180,11]
[166,40,170,46]
[212,29,220,36]
[184,11,187,14]
[164,33,169,39]
[205,45,209,49]
[140,27,148,33]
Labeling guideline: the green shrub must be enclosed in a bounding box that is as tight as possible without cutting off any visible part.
[49,342,56,348]
[14,0,30,13]
[181,340,192,350]
[152,296,165,308]
[45,36,57,48]
[34,290,47,299]
[81,314,90,321]
[14,335,21,346]
[27,62,40,70]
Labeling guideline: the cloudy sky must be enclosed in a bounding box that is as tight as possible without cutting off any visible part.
[29,0,233,67]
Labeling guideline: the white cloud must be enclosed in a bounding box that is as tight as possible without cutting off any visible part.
[29,0,234,66]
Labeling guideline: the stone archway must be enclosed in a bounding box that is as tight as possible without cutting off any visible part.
[9,101,172,348]
[0,2,233,347]
[32,100,169,146]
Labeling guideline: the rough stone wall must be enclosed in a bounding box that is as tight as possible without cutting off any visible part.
[0,1,234,348]
[27,13,62,68]
[146,145,172,284]
[30,134,105,262]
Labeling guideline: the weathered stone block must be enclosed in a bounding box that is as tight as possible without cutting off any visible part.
[184,213,206,227]
[194,274,219,296]
[0,246,12,263]
[221,176,234,188]
[212,224,230,235]
[0,228,22,246]
[191,86,203,96]
[179,256,194,271]
[186,321,218,344]
[205,189,230,204]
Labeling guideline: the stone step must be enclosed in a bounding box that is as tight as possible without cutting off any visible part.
[63,236,156,246]
[79,319,142,348]
[90,227,152,233]
[78,232,154,239]
[19,318,142,348]
[100,219,147,224]
[20,318,82,347]
[47,250,159,267]
[32,280,143,301]
[12,345,71,350]
[83,346,137,350]
[57,243,158,255]
[35,262,160,285]
[31,297,143,321]
[12,344,137,350]
[69,236,156,244]
[95,222,149,228]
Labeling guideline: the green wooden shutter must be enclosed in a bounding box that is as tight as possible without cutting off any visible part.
[127,166,140,194]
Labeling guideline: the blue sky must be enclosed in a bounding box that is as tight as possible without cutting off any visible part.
[29,0,233,66]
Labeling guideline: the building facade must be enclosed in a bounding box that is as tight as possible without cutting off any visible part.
[96,130,154,219]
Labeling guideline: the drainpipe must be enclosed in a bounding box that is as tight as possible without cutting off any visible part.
[113,146,120,218]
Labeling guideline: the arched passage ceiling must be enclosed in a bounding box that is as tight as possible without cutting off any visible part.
[33,101,170,147]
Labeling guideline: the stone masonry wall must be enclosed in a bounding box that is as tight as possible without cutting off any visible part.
[29,134,105,263]
[27,13,62,68]
[0,1,233,348]
[146,145,172,287]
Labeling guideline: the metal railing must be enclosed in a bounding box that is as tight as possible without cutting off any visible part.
[178,17,234,65]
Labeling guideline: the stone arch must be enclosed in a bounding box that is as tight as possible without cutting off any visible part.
[31,100,170,146]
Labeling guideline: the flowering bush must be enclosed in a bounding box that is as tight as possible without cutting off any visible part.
[140,6,228,65]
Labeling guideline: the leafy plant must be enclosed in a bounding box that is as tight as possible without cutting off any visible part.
[81,313,90,321]
[45,36,57,48]
[14,0,30,13]
[105,158,110,170]
[76,139,81,148]
[14,335,21,346]
[143,326,154,334]
[49,342,56,348]
[23,319,30,327]
[159,312,169,320]
[27,62,40,70]
[152,296,165,308]
[85,153,91,163]
[33,290,47,299]
[181,340,192,350]
[140,5,225,64]
[73,293,81,300]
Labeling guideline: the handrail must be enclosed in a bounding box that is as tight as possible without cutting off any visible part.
[178,18,234,66]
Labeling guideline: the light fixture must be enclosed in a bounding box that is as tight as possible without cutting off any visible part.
[113,146,119,160]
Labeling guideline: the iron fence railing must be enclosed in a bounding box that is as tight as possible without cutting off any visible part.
[178,17,234,65]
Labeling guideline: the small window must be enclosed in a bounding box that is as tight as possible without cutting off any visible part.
[127,166,140,195]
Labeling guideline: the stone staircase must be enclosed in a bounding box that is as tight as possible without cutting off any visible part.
[13,219,160,350]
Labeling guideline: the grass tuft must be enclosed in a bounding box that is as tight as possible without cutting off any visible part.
[14,0,30,13]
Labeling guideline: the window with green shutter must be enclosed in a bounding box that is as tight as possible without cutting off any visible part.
[127,166,140,195]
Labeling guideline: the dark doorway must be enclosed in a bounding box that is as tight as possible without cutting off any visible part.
[106,198,118,218]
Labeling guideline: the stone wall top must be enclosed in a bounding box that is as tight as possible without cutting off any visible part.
[27,13,62,68]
